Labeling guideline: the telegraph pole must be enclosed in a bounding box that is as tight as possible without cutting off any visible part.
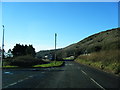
[54,33,57,64]
[0,47,2,66]
[2,25,5,62]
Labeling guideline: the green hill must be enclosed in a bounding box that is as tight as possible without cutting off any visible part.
[36,28,120,75]
[36,48,62,60]
[37,28,120,59]
[58,28,120,58]
[71,28,120,75]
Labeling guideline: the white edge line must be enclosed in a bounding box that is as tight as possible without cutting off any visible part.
[90,78,106,90]
[81,70,87,76]
[81,70,105,90]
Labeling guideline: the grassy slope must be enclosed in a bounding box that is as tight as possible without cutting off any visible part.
[36,28,120,59]
[75,50,120,76]
[63,28,120,75]
[63,28,120,56]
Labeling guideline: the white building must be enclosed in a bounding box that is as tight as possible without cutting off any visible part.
[4,52,13,58]
[0,48,13,58]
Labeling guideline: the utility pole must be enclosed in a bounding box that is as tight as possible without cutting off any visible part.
[0,47,2,65]
[2,25,5,62]
[54,33,57,64]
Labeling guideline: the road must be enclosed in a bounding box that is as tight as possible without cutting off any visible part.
[2,61,120,89]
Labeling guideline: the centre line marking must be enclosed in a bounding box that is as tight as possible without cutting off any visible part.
[29,75,33,78]
[3,82,18,88]
[90,78,105,90]
[9,82,17,86]
[81,70,87,76]
[3,75,34,88]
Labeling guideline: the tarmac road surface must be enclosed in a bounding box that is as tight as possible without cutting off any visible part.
[2,61,120,89]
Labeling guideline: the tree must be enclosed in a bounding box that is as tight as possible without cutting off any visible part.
[8,49,12,53]
[12,44,36,57]
[12,44,22,56]
[26,45,36,57]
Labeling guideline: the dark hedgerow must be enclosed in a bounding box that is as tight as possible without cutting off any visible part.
[10,55,45,67]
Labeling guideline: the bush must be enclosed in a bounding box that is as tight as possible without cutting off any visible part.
[10,55,45,67]
[3,58,14,66]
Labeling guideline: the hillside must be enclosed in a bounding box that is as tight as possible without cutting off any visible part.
[60,28,120,58]
[36,48,62,59]
[36,27,120,75]
[36,28,120,59]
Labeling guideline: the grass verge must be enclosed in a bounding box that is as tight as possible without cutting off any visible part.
[75,50,120,76]
[33,61,64,68]
[2,65,19,68]
[75,59,120,76]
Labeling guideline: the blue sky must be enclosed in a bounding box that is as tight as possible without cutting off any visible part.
[0,2,118,52]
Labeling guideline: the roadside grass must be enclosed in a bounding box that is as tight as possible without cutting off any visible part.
[63,57,74,61]
[63,57,72,60]
[1,61,19,68]
[75,50,120,76]
[33,61,64,68]
[63,58,69,60]
[2,65,18,68]
[2,61,64,68]
[2,56,64,68]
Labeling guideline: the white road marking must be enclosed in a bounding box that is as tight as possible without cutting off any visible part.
[65,64,73,66]
[17,80,23,83]
[41,72,45,73]
[81,70,87,76]
[90,78,106,90]
[65,64,68,65]
[31,69,36,71]
[25,77,29,80]
[29,75,33,78]
[4,72,13,75]
[3,75,34,88]
[78,67,80,69]
[3,82,18,88]
[4,72,10,74]
[81,70,105,90]
[9,82,17,86]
